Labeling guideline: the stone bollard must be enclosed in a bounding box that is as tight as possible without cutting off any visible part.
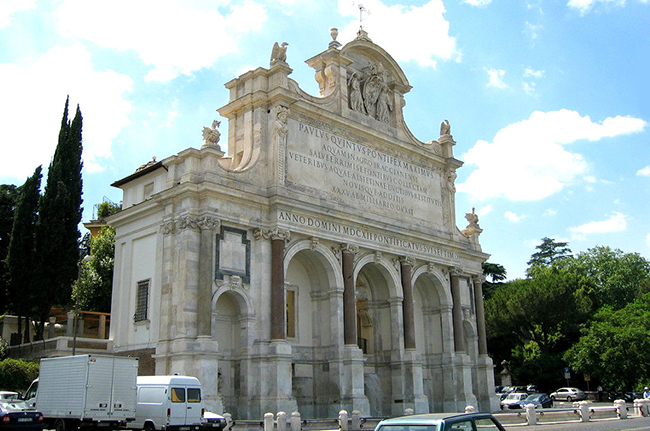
[643,399,650,417]
[223,413,233,431]
[464,406,475,414]
[524,404,537,425]
[264,413,275,431]
[339,410,348,431]
[615,400,627,419]
[351,410,361,431]
[578,401,590,422]
[277,412,287,431]
[404,408,414,415]
[634,399,643,416]
[291,412,301,431]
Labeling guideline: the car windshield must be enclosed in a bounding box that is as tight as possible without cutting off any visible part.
[378,426,437,431]
[526,394,542,400]
[0,400,32,411]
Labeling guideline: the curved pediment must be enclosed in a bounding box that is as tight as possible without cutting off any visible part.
[340,36,411,96]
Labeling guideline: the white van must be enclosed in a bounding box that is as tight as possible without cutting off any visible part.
[133,376,205,431]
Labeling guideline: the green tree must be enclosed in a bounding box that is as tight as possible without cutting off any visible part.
[486,266,594,390]
[565,246,650,310]
[0,358,39,391]
[482,261,507,300]
[0,184,20,313]
[4,167,42,343]
[565,294,650,391]
[526,237,572,276]
[73,225,115,312]
[96,201,121,219]
[33,97,83,340]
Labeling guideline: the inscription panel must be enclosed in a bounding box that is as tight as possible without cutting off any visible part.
[285,118,444,227]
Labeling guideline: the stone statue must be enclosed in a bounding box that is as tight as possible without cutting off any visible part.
[440,119,451,136]
[201,120,221,149]
[275,105,289,136]
[270,42,288,63]
[465,207,480,229]
[348,72,365,113]
[446,168,457,192]
[376,85,392,123]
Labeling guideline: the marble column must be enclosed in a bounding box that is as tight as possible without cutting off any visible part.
[450,268,465,353]
[473,275,488,356]
[271,231,289,340]
[341,243,358,345]
[400,256,416,350]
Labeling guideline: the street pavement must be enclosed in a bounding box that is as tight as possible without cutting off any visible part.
[502,416,650,431]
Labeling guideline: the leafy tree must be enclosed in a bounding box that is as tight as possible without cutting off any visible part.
[526,237,572,276]
[482,262,507,300]
[486,266,594,390]
[4,167,42,343]
[33,98,83,340]
[96,201,121,219]
[0,184,20,313]
[73,225,115,312]
[565,294,650,391]
[564,246,650,310]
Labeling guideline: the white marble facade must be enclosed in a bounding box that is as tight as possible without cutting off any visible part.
[108,30,498,419]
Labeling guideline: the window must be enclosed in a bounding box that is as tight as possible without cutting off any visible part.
[447,421,472,431]
[187,388,201,403]
[143,182,154,200]
[170,388,185,403]
[475,418,501,430]
[134,280,150,322]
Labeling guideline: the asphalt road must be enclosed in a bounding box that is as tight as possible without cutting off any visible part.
[502,416,650,431]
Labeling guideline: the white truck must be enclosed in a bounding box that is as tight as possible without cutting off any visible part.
[23,355,139,431]
[132,376,210,431]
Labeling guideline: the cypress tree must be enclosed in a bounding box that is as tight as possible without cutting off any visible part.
[0,184,20,314]
[33,97,84,340]
[5,167,42,343]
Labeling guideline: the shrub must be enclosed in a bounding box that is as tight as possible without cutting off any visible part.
[0,358,39,391]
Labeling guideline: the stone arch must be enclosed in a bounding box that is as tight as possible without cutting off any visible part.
[411,265,453,413]
[212,288,252,415]
[354,252,401,416]
[284,239,343,417]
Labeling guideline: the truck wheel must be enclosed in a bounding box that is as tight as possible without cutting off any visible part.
[55,419,66,431]
[144,422,155,431]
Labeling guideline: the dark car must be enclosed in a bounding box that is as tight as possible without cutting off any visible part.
[0,400,43,431]
[374,412,506,431]
[523,393,553,409]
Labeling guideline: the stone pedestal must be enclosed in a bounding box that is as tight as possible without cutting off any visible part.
[258,340,298,415]
[340,345,370,415]
[403,349,429,414]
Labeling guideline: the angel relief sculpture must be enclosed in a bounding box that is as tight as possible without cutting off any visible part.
[347,62,393,125]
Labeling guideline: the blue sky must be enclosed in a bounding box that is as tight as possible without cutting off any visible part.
[1,0,648,280]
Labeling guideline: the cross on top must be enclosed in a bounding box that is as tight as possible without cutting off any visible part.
[353,2,370,30]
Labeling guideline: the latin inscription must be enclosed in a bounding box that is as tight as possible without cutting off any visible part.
[286,120,444,221]
[278,211,459,260]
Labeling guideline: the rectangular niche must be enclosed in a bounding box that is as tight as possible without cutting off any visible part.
[215,226,250,284]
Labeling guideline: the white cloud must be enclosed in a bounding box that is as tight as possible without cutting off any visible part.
[0,44,132,179]
[524,68,545,78]
[485,68,507,88]
[465,0,493,6]
[55,0,268,82]
[523,82,536,95]
[477,204,493,216]
[569,212,628,239]
[568,0,648,14]
[525,21,543,39]
[457,109,647,201]
[637,165,650,177]
[0,0,36,28]
[543,209,558,217]
[505,211,526,222]
[337,0,459,68]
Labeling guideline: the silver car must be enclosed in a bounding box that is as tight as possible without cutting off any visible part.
[374,412,506,431]
[550,387,586,402]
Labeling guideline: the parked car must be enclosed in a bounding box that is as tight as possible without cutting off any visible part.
[202,412,227,431]
[500,392,529,409]
[374,412,506,431]
[550,387,586,402]
[0,392,18,400]
[523,393,553,408]
[0,400,44,431]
